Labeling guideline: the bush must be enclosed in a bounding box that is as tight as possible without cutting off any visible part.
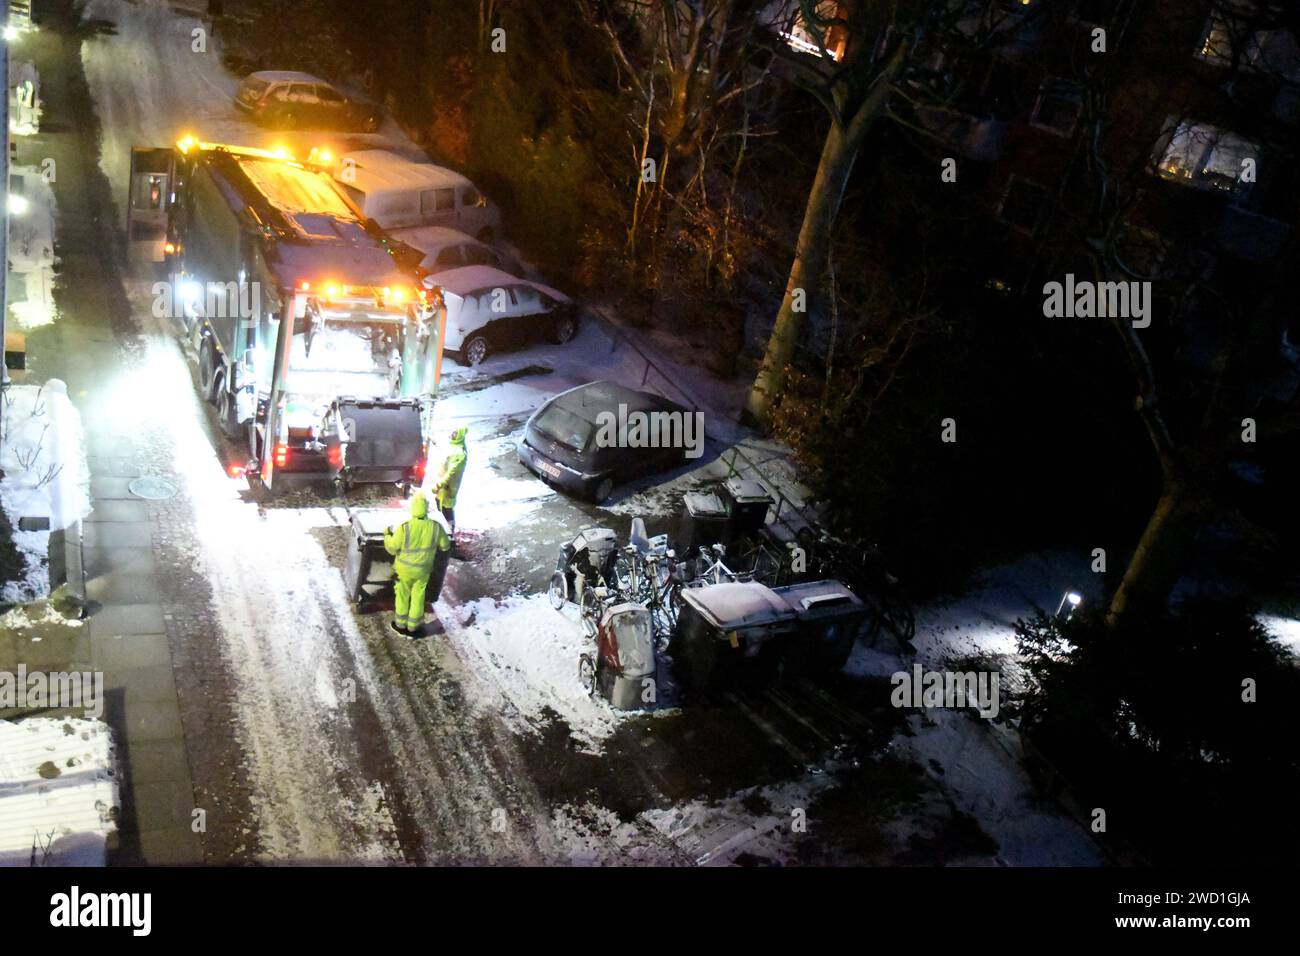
[1015,601,1300,864]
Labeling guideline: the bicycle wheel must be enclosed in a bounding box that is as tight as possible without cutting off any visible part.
[548,571,568,610]
[580,588,603,635]
[881,595,916,643]
[578,654,597,697]
[613,553,638,600]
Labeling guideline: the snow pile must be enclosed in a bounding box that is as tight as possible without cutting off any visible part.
[444,593,625,751]
[1,381,93,603]
[550,771,837,866]
[0,718,119,866]
[0,603,86,630]
[7,165,58,330]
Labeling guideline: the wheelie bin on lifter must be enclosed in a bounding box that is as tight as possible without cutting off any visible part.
[343,506,451,610]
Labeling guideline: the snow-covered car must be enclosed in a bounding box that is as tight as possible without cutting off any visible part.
[394,225,520,276]
[517,381,693,503]
[234,71,380,132]
[430,265,577,366]
[330,150,502,241]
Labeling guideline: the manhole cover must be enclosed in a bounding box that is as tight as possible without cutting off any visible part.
[128,477,178,500]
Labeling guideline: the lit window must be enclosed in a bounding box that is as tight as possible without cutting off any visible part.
[778,1,846,61]
[1153,119,1259,194]
[1195,5,1300,80]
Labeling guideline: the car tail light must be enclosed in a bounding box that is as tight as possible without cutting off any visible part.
[274,442,289,468]
[227,462,246,478]
[327,444,343,469]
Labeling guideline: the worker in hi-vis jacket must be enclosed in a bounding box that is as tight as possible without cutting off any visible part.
[383,492,451,636]
[431,426,468,530]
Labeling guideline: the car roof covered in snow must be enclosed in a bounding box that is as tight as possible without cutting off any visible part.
[246,70,324,85]
[431,265,570,303]
[392,225,483,254]
[545,380,684,424]
[680,581,795,630]
[336,151,472,192]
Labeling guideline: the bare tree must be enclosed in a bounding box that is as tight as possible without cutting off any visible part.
[743,0,1042,427]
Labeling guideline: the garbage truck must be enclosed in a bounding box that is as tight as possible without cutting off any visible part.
[126,138,448,493]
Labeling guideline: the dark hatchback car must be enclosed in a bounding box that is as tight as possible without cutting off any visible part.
[234,71,381,132]
[517,382,697,502]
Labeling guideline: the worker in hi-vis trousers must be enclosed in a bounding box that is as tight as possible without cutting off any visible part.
[431,426,468,531]
[383,493,451,636]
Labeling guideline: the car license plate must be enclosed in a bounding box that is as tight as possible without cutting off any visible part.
[537,459,561,479]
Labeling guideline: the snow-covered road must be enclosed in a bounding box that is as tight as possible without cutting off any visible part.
[79,0,560,862]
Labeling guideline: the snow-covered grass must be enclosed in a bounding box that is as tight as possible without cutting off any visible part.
[7,165,58,331]
[1258,613,1300,657]
[0,602,86,631]
[843,550,1106,866]
[0,718,119,867]
[1,381,93,604]
[9,61,43,136]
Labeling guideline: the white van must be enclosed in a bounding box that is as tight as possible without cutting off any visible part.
[432,265,578,366]
[332,150,502,240]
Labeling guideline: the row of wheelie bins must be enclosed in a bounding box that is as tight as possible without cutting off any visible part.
[673,578,869,693]
[680,477,774,553]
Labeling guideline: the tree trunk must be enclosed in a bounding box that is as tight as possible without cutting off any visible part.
[741,118,863,427]
[741,40,908,429]
[1105,476,1201,627]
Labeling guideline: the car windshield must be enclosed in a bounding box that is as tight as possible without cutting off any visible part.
[240,77,271,99]
[533,402,594,453]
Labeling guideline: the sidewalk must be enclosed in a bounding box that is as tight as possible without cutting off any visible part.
[2,3,202,864]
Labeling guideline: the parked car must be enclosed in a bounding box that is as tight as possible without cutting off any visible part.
[331,150,501,241]
[429,265,576,366]
[395,225,520,276]
[517,381,693,502]
[234,71,380,132]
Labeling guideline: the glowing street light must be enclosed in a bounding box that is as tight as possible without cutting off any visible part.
[1056,590,1083,620]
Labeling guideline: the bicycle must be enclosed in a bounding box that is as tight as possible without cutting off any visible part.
[682,543,742,588]
[614,540,683,649]
[735,534,801,587]
[795,525,916,646]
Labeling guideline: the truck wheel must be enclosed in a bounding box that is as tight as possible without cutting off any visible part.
[216,379,243,439]
[552,313,577,344]
[463,334,489,366]
[199,339,220,405]
[592,476,614,504]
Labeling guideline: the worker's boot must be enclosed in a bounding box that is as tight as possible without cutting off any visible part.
[389,620,408,637]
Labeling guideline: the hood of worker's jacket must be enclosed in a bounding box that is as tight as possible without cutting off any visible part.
[449,426,468,446]
[410,494,429,519]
